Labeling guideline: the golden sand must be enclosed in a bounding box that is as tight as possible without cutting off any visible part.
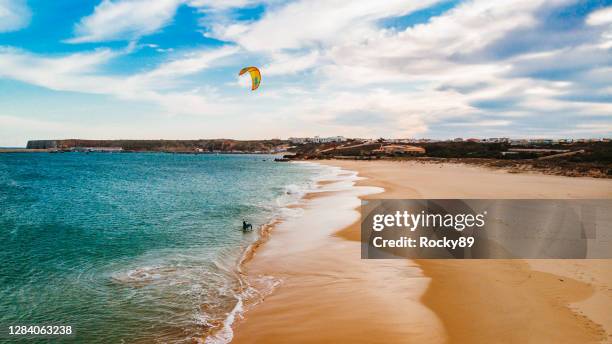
[231,160,612,343]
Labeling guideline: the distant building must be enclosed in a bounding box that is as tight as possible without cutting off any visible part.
[485,137,510,143]
[374,145,426,155]
[387,138,415,144]
[510,139,529,146]
[529,139,553,145]
[316,136,346,143]
[71,147,123,152]
[453,138,464,142]
[466,138,481,142]
[288,136,347,144]
[288,137,308,144]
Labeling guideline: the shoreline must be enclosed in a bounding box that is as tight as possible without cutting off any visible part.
[204,219,282,344]
[206,162,360,343]
[228,160,612,343]
[230,163,443,343]
[205,162,329,343]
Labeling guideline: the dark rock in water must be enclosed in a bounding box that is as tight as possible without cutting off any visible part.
[274,158,290,162]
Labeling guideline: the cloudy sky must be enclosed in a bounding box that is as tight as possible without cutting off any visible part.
[0,0,611,146]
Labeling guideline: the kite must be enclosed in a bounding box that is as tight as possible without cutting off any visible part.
[239,66,261,91]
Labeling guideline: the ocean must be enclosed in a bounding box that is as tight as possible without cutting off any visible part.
[0,153,321,343]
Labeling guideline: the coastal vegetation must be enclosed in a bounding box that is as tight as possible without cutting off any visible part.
[287,140,612,178]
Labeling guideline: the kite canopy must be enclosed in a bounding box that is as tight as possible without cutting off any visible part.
[239,66,261,91]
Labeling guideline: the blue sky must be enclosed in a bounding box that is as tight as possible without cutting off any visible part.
[0,0,611,146]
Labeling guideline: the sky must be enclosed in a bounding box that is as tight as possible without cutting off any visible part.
[0,0,611,146]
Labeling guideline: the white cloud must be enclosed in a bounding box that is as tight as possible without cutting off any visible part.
[448,120,512,127]
[0,46,239,116]
[263,50,320,76]
[142,46,239,79]
[0,47,119,92]
[68,0,182,43]
[66,0,269,44]
[279,87,482,138]
[318,0,553,88]
[186,0,259,10]
[0,0,30,32]
[586,6,612,26]
[394,0,546,56]
[208,0,443,52]
[281,0,611,137]
[574,123,612,133]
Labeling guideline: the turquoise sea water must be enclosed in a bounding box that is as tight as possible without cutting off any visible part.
[0,153,317,343]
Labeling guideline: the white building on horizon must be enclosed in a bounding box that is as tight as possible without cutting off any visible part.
[288,136,347,144]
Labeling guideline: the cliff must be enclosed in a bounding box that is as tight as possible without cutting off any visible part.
[26,140,58,149]
[25,139,286,153]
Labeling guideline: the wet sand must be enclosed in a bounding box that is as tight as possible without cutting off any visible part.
[231,160,612,343]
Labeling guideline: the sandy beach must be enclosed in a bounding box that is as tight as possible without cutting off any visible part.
[231,160,612,343]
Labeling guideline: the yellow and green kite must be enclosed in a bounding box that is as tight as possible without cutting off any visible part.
[239,66,261,91]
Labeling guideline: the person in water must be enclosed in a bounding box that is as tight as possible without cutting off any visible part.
[242,220,253,231]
